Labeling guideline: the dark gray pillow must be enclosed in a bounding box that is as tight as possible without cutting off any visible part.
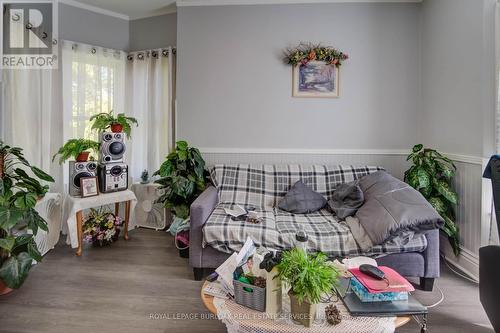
[328,180,364,219]
[277,181,326,214]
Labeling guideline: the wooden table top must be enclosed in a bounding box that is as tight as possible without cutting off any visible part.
[201,281,411,329]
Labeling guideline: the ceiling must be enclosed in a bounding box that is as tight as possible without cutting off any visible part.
[62,0,177,20]
[62,0,422,20]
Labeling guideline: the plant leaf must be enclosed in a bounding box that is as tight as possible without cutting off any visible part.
[0,252,33,289]
[30,166,55,182]
[428,197,447,215]
[14,192,37,209]
[0,207,24,231]
[434,179,458,205]
[416,168,430,189]
[0,237,16,252]
[27,240,42,262]
[412,144,423,153]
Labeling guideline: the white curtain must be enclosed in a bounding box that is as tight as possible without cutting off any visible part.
[1,69,62,189]
[126,48,175,181]
[62,41,126,142]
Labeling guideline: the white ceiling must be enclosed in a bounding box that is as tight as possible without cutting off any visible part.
[61,0,422,20]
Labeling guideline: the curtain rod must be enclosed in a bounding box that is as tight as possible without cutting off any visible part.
[127,47,176,61]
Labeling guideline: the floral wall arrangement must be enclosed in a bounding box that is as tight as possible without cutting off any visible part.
[284,43,348,98]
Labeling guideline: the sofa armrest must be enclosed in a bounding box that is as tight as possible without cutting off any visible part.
[423,228,440,278]
[189,186,219,267]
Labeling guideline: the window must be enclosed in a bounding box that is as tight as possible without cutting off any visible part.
[62,41,125,141]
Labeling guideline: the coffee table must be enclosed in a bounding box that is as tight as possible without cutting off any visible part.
[201,281,411,330]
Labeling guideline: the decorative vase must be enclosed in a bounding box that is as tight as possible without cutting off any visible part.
[266,267,282,318]
[111,123,123,133]
[288,291,316,327]
[76,151,90,162]
[0,279,13,296]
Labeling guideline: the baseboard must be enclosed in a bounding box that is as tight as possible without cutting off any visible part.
[440,235,479,282]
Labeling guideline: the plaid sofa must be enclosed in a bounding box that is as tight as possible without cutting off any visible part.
[190,164,440,291]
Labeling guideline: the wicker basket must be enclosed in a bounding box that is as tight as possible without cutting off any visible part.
[233,279,266,312]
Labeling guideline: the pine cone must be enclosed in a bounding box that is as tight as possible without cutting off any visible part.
[325,304,342,325]
[253,276,266,288]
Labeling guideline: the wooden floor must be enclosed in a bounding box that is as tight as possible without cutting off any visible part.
[0,228,494,333]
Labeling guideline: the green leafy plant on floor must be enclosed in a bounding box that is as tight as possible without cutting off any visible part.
[154,141,207,219]
[404,144,460,255]
[89,111,139,139]
[276,248,339,304]
[0,141,54,289]
[52,139,100,165]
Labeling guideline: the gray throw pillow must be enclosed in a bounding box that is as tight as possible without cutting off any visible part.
[328,180,364,219]
[278,181,327,214]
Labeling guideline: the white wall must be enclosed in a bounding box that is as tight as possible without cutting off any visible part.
[59,3,129,50]
[129,13,177,51]
[177,3,421,150]
[419,0,496,278]
[420,0,496,158]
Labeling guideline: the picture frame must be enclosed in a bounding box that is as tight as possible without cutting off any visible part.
[292,60,339,98]
[80,176,99,198]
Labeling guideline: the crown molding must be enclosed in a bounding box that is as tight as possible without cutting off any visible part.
[57,0,130,20]
[177,0,422,7]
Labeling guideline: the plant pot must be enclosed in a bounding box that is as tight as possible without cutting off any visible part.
[76,151,90,162]
[111,123,123,133]
[288,291,316,327]
[0,279,13,296]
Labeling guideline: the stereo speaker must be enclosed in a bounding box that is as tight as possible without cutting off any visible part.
[99,132,126,164]
[69,161,98,197]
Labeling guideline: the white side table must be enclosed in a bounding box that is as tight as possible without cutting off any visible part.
[131,183,167,230]
[34,193,62,256]
[62,190,137,256]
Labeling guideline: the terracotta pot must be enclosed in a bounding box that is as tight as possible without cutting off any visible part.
[76,151,90,162]
[288,291,316,327]
[110,123,123,133]
[0,279,13,296]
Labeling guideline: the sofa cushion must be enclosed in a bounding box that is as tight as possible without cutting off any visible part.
[202,204,282,253]
[277,181,327,214]
[209,164,383,208]
[202,204,428,258]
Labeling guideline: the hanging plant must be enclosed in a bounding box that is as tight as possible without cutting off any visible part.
[284,43,348,67]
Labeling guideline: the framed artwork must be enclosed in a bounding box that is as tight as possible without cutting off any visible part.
[292,60,339,98]
[80,176,99,198]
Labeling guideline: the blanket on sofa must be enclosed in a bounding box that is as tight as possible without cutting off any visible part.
[203,165,428,258]
[203,203,428,257]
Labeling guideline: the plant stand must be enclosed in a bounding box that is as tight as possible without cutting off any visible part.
[62,190,137,255]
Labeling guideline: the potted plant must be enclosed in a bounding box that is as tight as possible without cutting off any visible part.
[154,141,207,256]
[52,139,100,164]
[0,141,54,294]
[276,248,339,327]
[82,208,123,247]
[89,111,139,138]
[404,144,460,255]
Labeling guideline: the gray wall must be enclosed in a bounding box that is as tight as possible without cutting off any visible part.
[420,0,496,158]
[129,13,177,51]
[176,3,421,150]
[59,3,129,50]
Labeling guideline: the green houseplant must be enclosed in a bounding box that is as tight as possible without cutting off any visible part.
[154,141,207,220]
[52,139,100,164]
[276,248,339,327]
[404,144,460,255]
[0,141,54,293]
[89,111,138,139]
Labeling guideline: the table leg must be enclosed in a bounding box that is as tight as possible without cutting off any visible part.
[124,200,130,240]
[76,210,83,256]
[115,202,120,216]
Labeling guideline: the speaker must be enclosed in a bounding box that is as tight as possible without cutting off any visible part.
[69,161,98,197]
[97,162,128,193]
[99,132,126,164]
